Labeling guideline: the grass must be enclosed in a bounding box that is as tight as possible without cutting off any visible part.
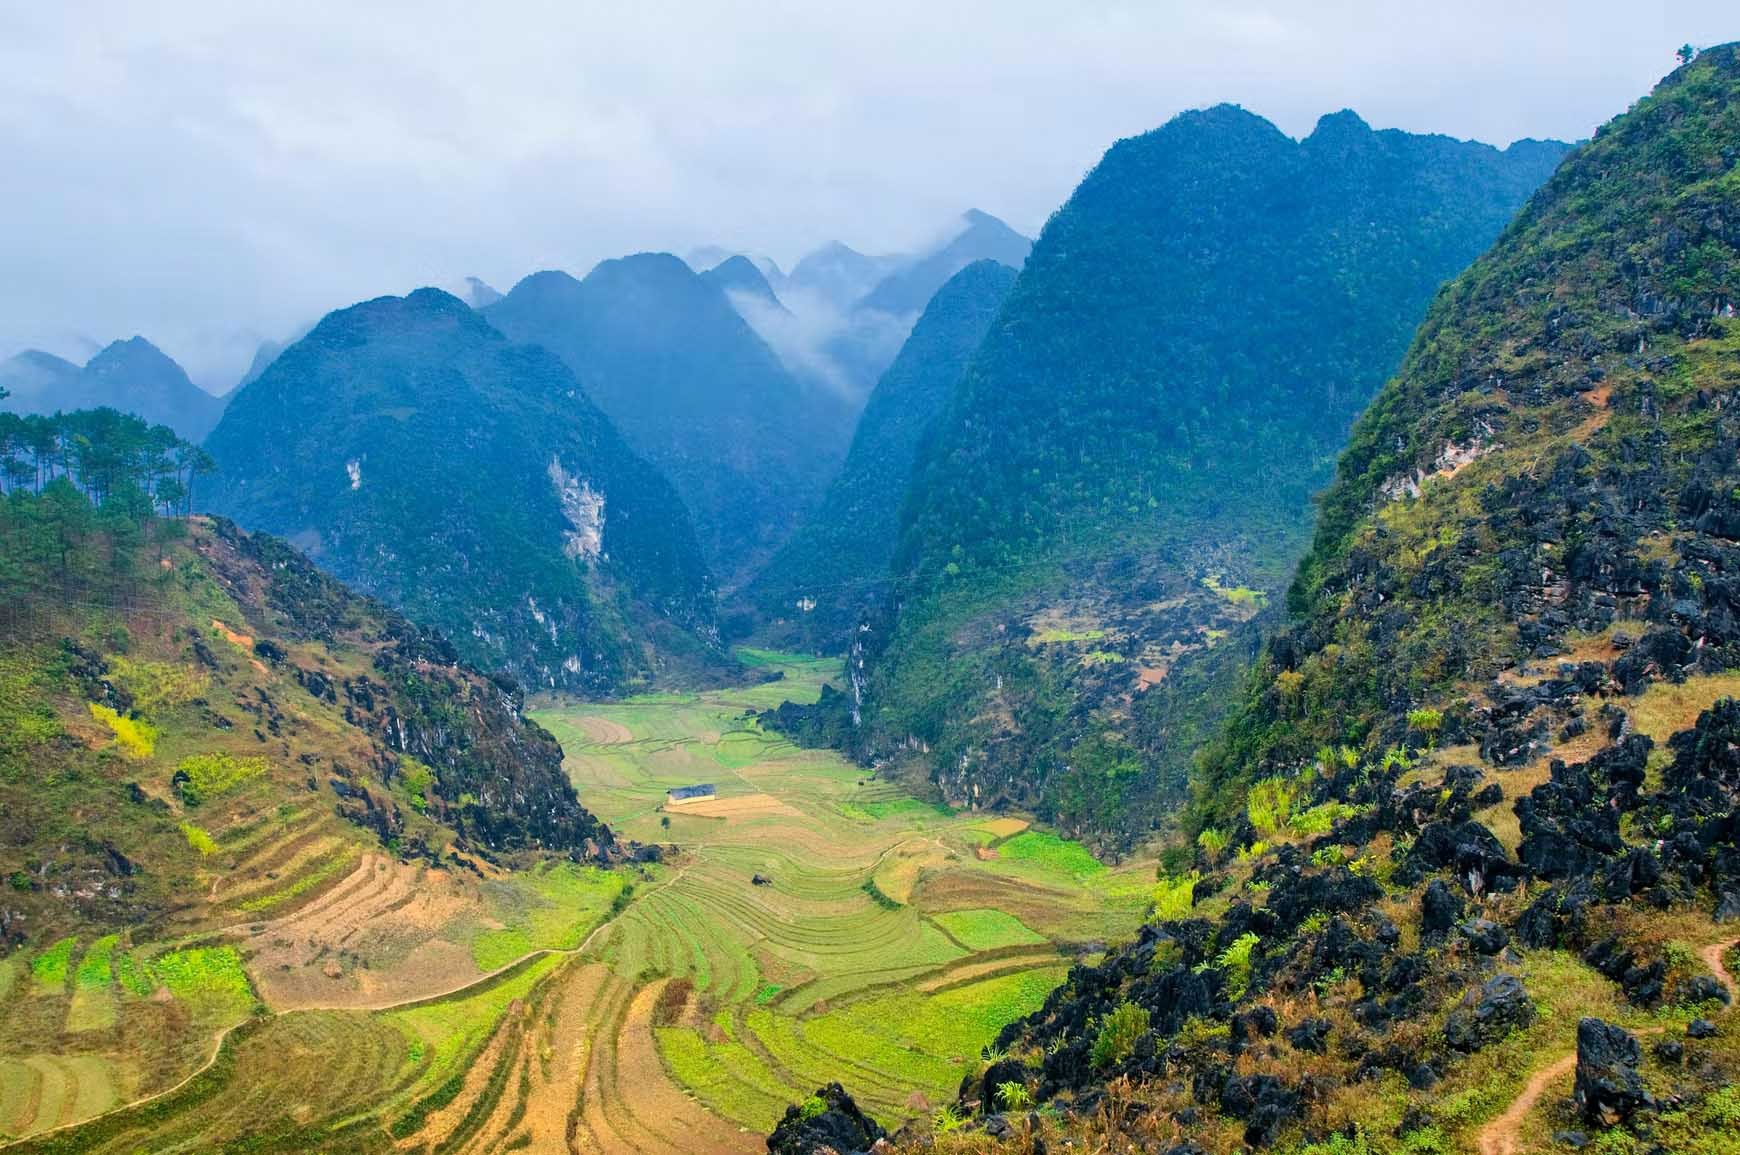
[29,937,78,995]
[932,909,1047,950]
[469,862,627,970]
[173,752,266,805]
[994,831,1107,881]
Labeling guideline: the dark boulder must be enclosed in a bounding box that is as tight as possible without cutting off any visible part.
[1285,1018,1332,1054]
[1445,974,1536,1051]
[1459,917,1510,955]
[767,1083,888,1155]
[1421,880,1465,935]
[1219,1074,1300,1148]
[1573,1018,1653,1125]
[1687,1018,1718,1038]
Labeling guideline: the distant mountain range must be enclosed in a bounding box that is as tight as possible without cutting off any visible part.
[201,288,718,695]
[485,253,857,588]
[1,336,226,440]
[746,258,1020,646]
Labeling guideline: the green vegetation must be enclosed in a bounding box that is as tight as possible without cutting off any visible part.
[996,831,1106,880]
[88,703,157,759]
[1089,1001,1149,1068]
[203,288,717,695]
[931,909,1047,950]
[179,821,218,855]
[29,937,78,994]
[173,752,266,804]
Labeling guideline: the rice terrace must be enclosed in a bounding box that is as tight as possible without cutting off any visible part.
[0,650,1155,1153]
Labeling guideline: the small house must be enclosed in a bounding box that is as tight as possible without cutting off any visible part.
[665,783,716,806]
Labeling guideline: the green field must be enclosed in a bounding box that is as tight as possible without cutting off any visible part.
[12,651,1152,1153]
[530,650,1156,1137]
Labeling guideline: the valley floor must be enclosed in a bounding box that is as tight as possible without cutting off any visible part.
[0,651,1153,1153]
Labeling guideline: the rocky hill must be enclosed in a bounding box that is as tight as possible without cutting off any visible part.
[485,255,856,587]
[856,209,1031,316]
[0,409,622,956]
[832,105,1569,849]
[745,259,1018,648]
[798,44,1740,1155]
[201,288,716,695]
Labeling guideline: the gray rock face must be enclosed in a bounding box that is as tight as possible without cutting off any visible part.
[1574,1018,1653,1124]
[1444,973,1535,1051]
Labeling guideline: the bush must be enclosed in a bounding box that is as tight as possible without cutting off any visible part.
[1150,871,1200,921]
[1216,932,1261,1000]
[180,821,218,855]
[89,702,156,758]
[174,753,267,805]
[1245,777,1299,838]
[1089,1001,1150,1069]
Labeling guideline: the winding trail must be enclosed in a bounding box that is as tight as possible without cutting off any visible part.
[1476,938,1737,1155]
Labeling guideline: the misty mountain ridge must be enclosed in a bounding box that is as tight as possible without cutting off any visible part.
[484,252,858,587]
[1,334,227,440]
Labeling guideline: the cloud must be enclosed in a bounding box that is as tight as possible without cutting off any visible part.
[0,2,1731,389]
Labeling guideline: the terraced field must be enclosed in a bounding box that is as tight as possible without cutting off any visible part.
[531,651,1156,1145]
[5,652,1153,1152]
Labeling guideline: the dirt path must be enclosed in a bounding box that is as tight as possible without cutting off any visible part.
[1477,938,1736,1155]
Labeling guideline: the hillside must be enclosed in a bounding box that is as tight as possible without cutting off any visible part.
[857,210,1031,316]
[834,105,1570,849]
[202,288,716,696]
[0,412,634,1139]
[746,259,1019,647]
[2,338,226,441]
[832,43,1740,1155]
[485,255,857,587]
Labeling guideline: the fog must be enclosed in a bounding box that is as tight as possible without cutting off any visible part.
[0,1,1732,389]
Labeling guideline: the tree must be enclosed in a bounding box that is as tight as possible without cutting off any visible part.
[1678,44,1699,65]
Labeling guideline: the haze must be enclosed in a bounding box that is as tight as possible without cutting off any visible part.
[0,0,1731,388]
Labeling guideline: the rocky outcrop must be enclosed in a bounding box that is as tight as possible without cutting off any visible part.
[767,1084,887,1155]
[1574,1018,1653,1125]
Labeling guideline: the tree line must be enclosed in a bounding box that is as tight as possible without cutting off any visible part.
[0,403,213,516]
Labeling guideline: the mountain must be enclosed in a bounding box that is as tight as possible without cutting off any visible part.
[461,275,502,307]
[234,338,284,390]
[201,288,716,694]
[825,106,1569,848]
[702,254,788,313]
[784,241,905,310]
[485,254,857,586]
[1,338,225,441]
[800,44,1740,1155]
[856,209,1032,315]
[0,348,81,408]
[746,259,1019,646]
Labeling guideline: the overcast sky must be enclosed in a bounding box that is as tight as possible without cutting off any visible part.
[1,2,1733,388]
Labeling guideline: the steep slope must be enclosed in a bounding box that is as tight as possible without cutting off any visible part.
[784,241,905,310]
[2,339,226,441]
[0,409,622,934]
[202,288,715,695]
[486,255,856,586]
[856,209,1031,315]
[848,45,1740,1155]
[746,259,1019,647]
[839,106,1569,847]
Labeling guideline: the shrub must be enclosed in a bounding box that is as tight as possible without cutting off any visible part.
[89,702,156,758]
[1216,932,1261,1000]
[1196,827,1228,860]
[1407,707,1444,748]
[997,1081,1032,1110]
[1291,800,1361,837]
[1246,777,1299,838]
[798,1095,827,1121]
[180,821,218,855]
[1150,871,1200,921]
[1089,1001,1149,1069]
[174,753,266,805]
[933,1103,968,1134]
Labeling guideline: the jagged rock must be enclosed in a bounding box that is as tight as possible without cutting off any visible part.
[1654,1038,1684,1065]
[977,1058,1028,1114]
[1219,1073,1300,1147]
[1285,1018,1331,1053]
[1679,974,1730,1006]
[1687,1018,1718,1038]
[1574,1018,1653,1124]
[1421,879,1465,934]
[1459,917,1509,955]
[1444,974,1535,1051]
[768,1083,887,1155]
[1413,820,1522,893]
